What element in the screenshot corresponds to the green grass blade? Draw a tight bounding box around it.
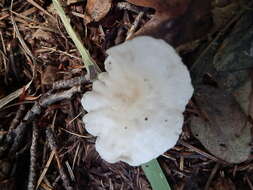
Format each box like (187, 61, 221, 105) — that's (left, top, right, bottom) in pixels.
(52, 0, 100, 79)
(142, 159, 171, 190)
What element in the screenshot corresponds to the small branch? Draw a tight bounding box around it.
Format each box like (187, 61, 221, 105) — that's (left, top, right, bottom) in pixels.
(28, 121, 39, 190)
(9, 104, 26, 131)
(117, 2, 142, 14)
(46, 128, 74, 190)
(126, 12, 144, 40)
(52, 75, 90, 90)
(204, 163, 220, 190)
(39, 86, 81, 107)
(26, 0, 56, 21)
(36, 151, 55, 189)
(6, 86, 81, 155)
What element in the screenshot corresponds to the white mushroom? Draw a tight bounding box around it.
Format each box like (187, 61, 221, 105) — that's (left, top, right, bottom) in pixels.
(81, 36, 193, 166)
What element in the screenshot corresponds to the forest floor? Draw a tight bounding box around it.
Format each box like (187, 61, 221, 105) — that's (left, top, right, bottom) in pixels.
(0, 0, 252, 189)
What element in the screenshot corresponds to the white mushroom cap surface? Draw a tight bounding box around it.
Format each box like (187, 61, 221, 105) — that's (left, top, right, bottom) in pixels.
(82, 36, 193, 166)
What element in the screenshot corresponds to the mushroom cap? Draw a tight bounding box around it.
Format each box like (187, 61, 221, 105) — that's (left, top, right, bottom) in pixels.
(82, 36, 193, 166)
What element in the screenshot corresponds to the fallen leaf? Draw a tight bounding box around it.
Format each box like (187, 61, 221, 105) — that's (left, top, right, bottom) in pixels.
(190, 10, 253, 116)
(191, 85, 251, 163)
(212, 11, 253, 117)
(84, 0, 112, 23)
(127, 0, 189, 16)
(127, 0, 212, 46)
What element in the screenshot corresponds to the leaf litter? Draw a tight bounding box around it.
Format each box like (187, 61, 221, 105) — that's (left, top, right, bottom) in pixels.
(191, 85, 251, 163)
(0, 0, 252, 190)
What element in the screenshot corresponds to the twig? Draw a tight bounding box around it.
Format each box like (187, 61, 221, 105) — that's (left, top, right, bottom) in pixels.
(36, 151, 55, 190)
(67, 112, 83, 126)
(52, 176, 61, 188)
(60, 128, 91, 138)
(40, 46, 82, 61)
(9, 104, 25, 131)
(0, 31, 7, 54)
(180, 141, 226, 164)
(10, 2, 37, 65)
(52, 75, 90, 90)
(28, 121, 39, 190)
(40, 182, 54, 190)
(11, 10, 42, 26)
(72, 142, 80, 169)
(46, 128, 74, 190)
(19, 7, 37, 17)
(0, 32, 7, 75)
(26, 0, 56, 21)
(0, 12, 9, 21)
(117, 2, 142, 14)
(6, 86, 81, 155)
(246, 176, 253, 190)
(65, 161, 75, 181)
(179, 156, 184, 171)
(204, 163, 220, 190)
(126, 11, 144, 40)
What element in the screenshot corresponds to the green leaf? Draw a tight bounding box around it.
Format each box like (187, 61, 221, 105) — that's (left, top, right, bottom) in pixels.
(52, 0, 100, 80)
(142, 159, 171, 190)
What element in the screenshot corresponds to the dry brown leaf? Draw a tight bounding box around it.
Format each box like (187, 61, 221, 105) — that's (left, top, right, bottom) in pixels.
(191, 85, 251, 163)
(84, 0, 112, 23)
(191, 10, 253, 117)
(127, 0, 212, 46)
